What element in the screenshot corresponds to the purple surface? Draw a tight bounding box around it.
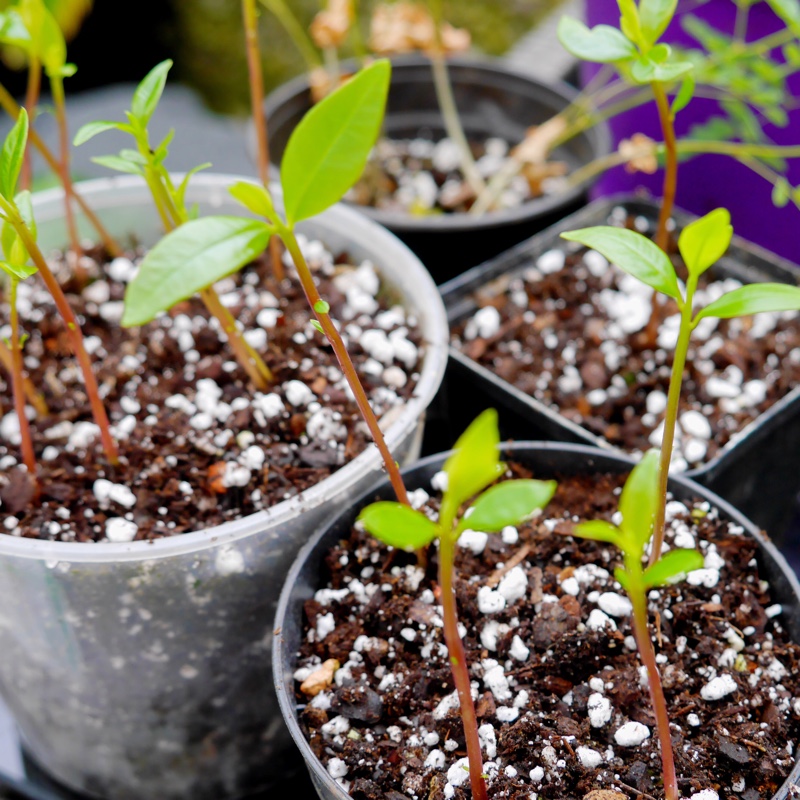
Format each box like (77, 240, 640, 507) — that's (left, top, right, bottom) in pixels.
(584, 0, 800, 266)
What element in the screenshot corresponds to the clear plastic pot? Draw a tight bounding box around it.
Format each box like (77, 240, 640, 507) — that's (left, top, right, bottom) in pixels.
(0, 175, 448, 799)
(273, 443, 800, 800)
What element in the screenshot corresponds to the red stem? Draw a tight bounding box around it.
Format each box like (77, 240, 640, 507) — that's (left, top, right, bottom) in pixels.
(439, 535, 488, 800)
(631, 593, 679, 800)
(9, 280, 37, 479)
(652, 82, 678, 253)
(280, 226, 410, 506)
(51, 79, 82, 257)
(21, 57, 41, 191)
(12, 216, 119, 465)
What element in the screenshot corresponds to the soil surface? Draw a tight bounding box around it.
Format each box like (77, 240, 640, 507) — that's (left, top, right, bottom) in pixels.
(292, 464, 800, 800)
(450, 208, 800, 470)
(347, 136, 568, 216)
(0, 236, 424, 542)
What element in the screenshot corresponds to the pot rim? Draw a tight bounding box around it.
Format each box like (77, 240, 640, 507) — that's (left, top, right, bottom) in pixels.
(262, 54, 612, 233)
(273, 441, 800, 800)
(0, 174, 449, 564)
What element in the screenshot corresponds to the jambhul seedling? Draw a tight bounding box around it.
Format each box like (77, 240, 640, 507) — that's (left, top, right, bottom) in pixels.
(570, 450, 704, 800)
(358, 409, 557, 800)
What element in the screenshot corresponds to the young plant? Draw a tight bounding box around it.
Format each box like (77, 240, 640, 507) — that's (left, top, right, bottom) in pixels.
(121, 59, 412, 505)
(0, 109, 118, 465)
(571, 449, 704, 800)
(73, 60, 274, 390)
(358, 409, 557, 800)
(561, 207, 800, 564)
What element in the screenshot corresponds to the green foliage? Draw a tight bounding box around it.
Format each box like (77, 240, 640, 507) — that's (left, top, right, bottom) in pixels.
(696, 283, 800, 320)
(281, 59, 391, 225)
(639, 0, 679, 46)
(560, 225, 682, 300)
(678, 208, 732, 278)
(131, 59, 173, 126)
(0, 0, 73, 78)
(630, 45, 694, 83)
(122, 217, 273, 327)
(0, 189, 37, 281)
(229, 181, 277, 220)
(556, 17, 637, 63)
(359, 411, 556, 553)
(671, 75, 695, 115)
(642, 548, 704, 589)
(0, 108, 28, 201)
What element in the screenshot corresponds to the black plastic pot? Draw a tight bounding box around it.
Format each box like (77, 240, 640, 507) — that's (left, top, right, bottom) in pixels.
(273, 442, 800, 800)
(440, 196, 800, 542)
(262, 55, 610, 284)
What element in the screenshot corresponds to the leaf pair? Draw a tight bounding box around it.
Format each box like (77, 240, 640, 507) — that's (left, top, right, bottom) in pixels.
(121, 59, 391, 328)
(0, 0, 74, 79)
(359, 410, 557, 553)
(561, 208, 800, 320)
(573, 450, 702, 588)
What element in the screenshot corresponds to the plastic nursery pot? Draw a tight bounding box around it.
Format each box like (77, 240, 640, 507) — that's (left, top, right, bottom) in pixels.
(584, 0, 800, 265)
(0, 174, 448, 800)
(262, 55, 611, 285)
(440, 195, 800, 543)
(273, 441, 800, 800)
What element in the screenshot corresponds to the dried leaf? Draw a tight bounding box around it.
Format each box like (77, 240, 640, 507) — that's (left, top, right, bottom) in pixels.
(300, 658, 340, 696)
(369, 2, 469, 55)
(619, 133, 658, 174)
(310, 0, 353, 49)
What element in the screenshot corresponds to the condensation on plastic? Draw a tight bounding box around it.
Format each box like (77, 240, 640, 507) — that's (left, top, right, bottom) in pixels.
(274, 443, 800, 800)
(0, 175, 448, 800)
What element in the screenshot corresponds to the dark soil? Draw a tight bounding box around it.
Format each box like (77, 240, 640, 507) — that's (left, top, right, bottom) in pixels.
(347, 136, 567, 215)
(450, 210, 800, 469)
(0, 238, 423, 542)
(292, 464, 800, 800)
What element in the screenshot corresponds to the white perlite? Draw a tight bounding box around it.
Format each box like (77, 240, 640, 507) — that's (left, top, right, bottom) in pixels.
(509, 635, 530, 662)
(93, 479, 137, 509)
(327, 758, 348, 779)
(446, 758, 471, 787)
(588, 693, 612, 727)
(105, 518, 138, 542)
(478, 724, 497, 758)
(597, 592, 633, 617)
(700, 674, 737, 701)
(477, 586, 506, 614)
(458, 529, 489, 555)
(497, 566, 528, 604)
(614, 721, 650, 746)
(587, 609, 617, 631)
(689, 791, 719, 800)
(425, 749, 446, 769)
(576, 746, 603, 768)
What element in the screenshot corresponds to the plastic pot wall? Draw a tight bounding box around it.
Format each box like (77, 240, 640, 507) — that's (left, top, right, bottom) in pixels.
(440, 196, 800, 541)
(0, 175, 448, 800)
(584, 0, 800, 266)
(273, 442, 800, 800)
(262, 55, 610, 284)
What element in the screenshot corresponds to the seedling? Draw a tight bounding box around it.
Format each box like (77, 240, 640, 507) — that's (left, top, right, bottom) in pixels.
(122, 59, 413, 505)
(562, 207, 800, 564)
(0, 110, 118, 464)
(358, 409, 557, 800)
(73, 60, 274, 390)
(571, 449, 704, 800)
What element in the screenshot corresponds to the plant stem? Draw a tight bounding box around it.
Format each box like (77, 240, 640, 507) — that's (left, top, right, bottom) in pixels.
(21, 56, 41, 191)
(243, 0, 285, 283)
(278, 222, 410, 506)
(257, 0, 323, 71)
(2, 203, 119, 465)
(734, 0, 750, 43)
(8, 279, 37, 480)
(50, 77, 82, 257)
(650, 276, 697, 567)
(438, 533, 488, 800)
(429, 50, 487, 197)
(0, 83, 122, 257)
(199, 287, 271, 390)
(630, 590, 678, 800)
(651, 82, 678, 252)
(0, 339, 48, 417)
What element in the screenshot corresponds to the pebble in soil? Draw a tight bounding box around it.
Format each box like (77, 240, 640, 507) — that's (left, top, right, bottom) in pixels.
(346, 136, 569, 216)
(450, 208, 800, 471)
(0, 235, 424, 542)
(292, 464, 800, 800)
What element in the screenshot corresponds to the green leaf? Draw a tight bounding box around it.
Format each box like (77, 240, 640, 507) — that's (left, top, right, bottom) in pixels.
(90, 155, 142, 175)
(131, 59, 173, 125)
(678, 208, 732, 278)
(73, 120, 128, 147)
(572, 519, 620, 545)
(631, 51, 694, 84)
(617, 0, 644, 47)
(175, 163, 212, 210)
(619, 450, 661, 553)
(122, 217, 273, 326)
(671, 75, 695, 116)
(152, 129, 176, 164)
(314, 299, 330, 314)
(773, 178, 792, 208)
(229, 181, 277, 219)
(0, 109, 29, 201)
(557, 16, 637, 63)
(463, 480, 556, 533)
(642, 548, 704, 589)
(766, 0, 800, 34)
(561, 226, 682, 300)
(281, 59, 391, 225)
(639, 0, 678, 45)
(0, 260, 36, 280)
(696, 283, 800, 321)
(358, 502, 439, 551)
(614, 567, 632, 593)
(37, 6, 67, 77)
(442, 409, 505, 511)
(15, 190, 36, 242)
(118, 149, 148, 165)
(0, 10, 32, 48)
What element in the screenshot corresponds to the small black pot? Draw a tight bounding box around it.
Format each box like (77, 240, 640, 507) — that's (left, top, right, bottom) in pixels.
(273, 442, 800, 800)
(262, 55, 610, 284)
(440, 196, 800, 542)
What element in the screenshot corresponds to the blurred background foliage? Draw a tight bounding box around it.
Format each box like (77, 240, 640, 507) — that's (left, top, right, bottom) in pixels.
(0, 0, 564, 113)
